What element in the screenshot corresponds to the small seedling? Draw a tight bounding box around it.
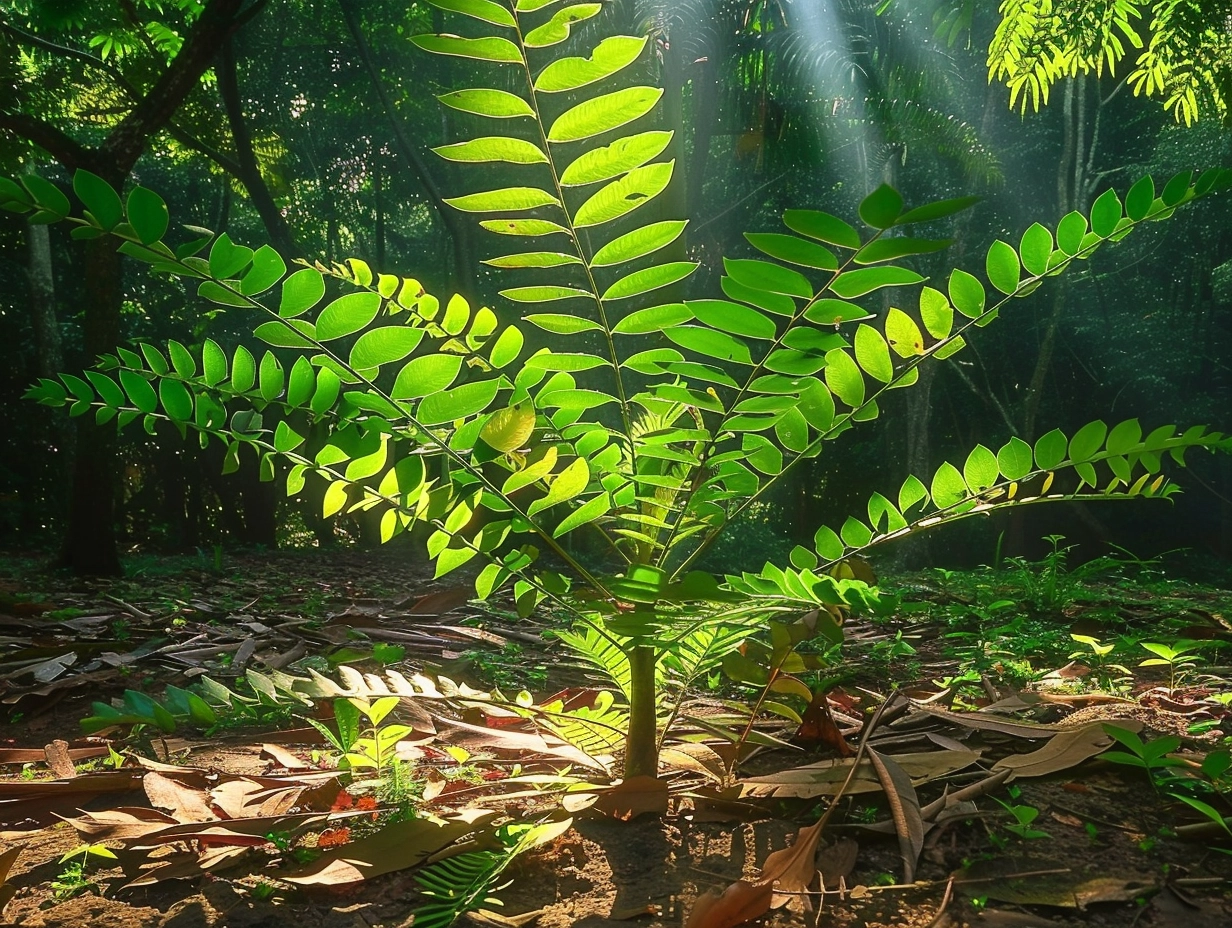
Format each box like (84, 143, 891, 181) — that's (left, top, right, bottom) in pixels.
(1068, 634, 1131, 692)
(51, 844, 116, 901)
(1138, 640, 1202, 693)
(995, 797, 1050, 840)
(1102, 725, 1184, 786)
(307, 696, 412, 777)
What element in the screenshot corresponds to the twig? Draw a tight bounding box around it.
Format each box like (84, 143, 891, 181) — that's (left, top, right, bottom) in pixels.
(926, 875, 955, 928)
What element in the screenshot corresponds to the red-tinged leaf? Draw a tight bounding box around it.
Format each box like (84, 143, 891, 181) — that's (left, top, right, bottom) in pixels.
(317, 826, 352, 848)
(794, 691, 854, 756)
(685, 879, 773, 928)
(588, 775, 668, 821)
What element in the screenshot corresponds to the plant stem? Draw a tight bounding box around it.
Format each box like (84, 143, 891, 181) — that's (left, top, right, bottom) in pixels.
(624, 645, 659, 779)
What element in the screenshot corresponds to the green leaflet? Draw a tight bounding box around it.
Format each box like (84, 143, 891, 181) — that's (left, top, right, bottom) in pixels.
(963, 444, 998, 490)
(534, 35, 647, 92)
(853, 325, 893, 382)
(998, 436, 1034, 480)
(444, 187, 560, 212)
(125, 187, 169, 244)
(524, 4, 602, 47)
(418, 380, 501, 426)
(553, 492, 612, 537)
(393, 355, 463, 399)
(526, 313, 602, 334)
(433, 137, 548, 164)
(437, 88, 534, 118)
(425, 0, 516, 27)
(279, 269, 326, 318)
(784, 209, 861, 249)
(723, 258, 812, 299)
(1018, 223, 1053, 276)
(255, 320, 316, 349)
(688, 300, 777, 340)
(349, 327, 425, 371)
(602, 262, 697, 300)
(500, 286, 593, 302)
(985, 240, 1021, 294)
(483, 251, 581, 269)
(317, 292, 382, 341)
(548, 87, 663, 142)
(74, 170, 123, 231)
(664, 326, 753, 365)
(527, 457, 590, 516)
(824, 349, 864, 407)
(410, 34, 523, 64)
(830, 266, 924, 299)
(559, 131, 673, 186)
(480, 218, 570, 236)
(573, 162, 673, 227)
(612, 303, 692, 335)
(590, 220, 687, 267)
(858, 184, 903, 229)
(744, 233, 838, 270)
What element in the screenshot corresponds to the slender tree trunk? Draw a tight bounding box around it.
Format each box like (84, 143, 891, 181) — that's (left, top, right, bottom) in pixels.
(217, 36, 297, 256)
(625, 646, 659, 779)
(58, 236, 125, 575)
(336, 0, 476, 297)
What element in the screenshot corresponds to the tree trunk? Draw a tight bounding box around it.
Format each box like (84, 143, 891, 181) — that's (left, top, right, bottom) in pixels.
(57, 236, 124, 575)
(217, 36, 297, 256)
(624, 645, 659, 779)
(336, 0, 476, 298)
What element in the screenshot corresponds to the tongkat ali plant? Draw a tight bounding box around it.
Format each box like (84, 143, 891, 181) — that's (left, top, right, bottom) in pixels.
(7, 0, 1231, 780)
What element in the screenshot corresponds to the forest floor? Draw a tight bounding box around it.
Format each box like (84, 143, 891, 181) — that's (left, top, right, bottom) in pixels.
(1, 546, 1231, 928)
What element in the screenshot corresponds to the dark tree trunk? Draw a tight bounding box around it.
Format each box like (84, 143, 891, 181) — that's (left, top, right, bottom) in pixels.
(57, 237, 124, 575)
(217, 36, 297, 256)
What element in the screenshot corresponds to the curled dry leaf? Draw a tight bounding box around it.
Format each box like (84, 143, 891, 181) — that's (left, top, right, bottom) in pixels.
(684, 879, 774, 928)
(738, 749, 980, 799)
(865, 748, 924, 883)
(794, 691, 855, 756)
(816, 838, 859, 889)
(0, 846, 21, 917)
(587, 775, 668, 821)
(283, 816, 480, 886)
(993, 721, 1142, 779)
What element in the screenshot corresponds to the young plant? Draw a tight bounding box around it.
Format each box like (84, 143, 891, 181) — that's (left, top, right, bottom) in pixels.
(1102, 725, 1185, 786)
(1069, 634, 1132, 692)
(307, 696, 412, 776)
(8, 0, 1232, 780)
(1138, 640, 1202, 693)
(994, 794, 1050, 841)
(51, 844, 116, 901)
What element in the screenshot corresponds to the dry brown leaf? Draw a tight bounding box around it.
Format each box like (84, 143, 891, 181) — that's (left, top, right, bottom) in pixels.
(437, 717, 604, 769)
(659, 743, 728, 783)
(917, 706, 1067, 738)
(865, 748, 924, 883)
(682, 787, 764, 823)
(210, 776, 341, 819)
(43, 740, 76, 779)
(118, 846, 252, 888)
(0, 846, 21, 917)
(816, 838, 859, 889)
(143, 771, 218, 822)
(684, 879, 774, 928)
(283, 816, 475, 885)
(588, 776, 668, 821)
(261, 743, 311, 770)
(67, 807, 182, 842)
(738, 749, 980, 799)
(794, 691, 855, 755)
(993, 721, 1142, 779)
